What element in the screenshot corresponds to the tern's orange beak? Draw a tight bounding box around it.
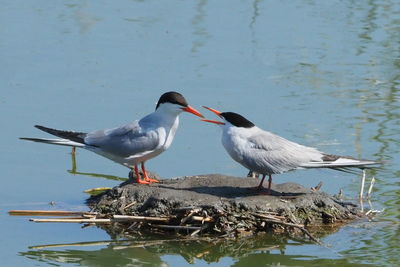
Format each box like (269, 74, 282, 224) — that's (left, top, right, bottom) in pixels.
(181, 105, 204, 118)
(201, 119, 225, 125)
(202, 106, 222, 117)
(201, 106, 225, 125)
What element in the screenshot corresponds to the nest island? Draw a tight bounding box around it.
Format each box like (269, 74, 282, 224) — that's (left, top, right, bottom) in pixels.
(86, 173, 362, 242)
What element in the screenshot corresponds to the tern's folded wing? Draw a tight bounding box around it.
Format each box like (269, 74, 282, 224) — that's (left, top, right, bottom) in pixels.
(243, 130, 323, 174)
(84, 122, 160, 158)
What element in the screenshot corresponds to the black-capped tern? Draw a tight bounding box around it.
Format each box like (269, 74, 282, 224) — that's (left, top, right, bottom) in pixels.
(202, 106, 379, 194)
(20, 92, 204, 184)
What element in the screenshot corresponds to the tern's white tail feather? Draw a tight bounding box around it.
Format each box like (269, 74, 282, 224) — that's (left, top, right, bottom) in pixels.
(301, 157, 379, 169)
(20, 137, 85, 147)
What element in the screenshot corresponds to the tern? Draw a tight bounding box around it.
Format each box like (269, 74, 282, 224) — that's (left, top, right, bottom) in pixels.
(20, 92, 204, 184)
(201, 106, 379, 194)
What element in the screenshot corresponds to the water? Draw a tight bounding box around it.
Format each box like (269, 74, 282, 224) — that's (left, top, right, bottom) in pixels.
(1, 0, 399, 266)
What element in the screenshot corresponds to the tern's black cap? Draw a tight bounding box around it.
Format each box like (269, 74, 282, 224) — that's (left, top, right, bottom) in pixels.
(220, 112, 255, 128)
(156, 91, 189, 110)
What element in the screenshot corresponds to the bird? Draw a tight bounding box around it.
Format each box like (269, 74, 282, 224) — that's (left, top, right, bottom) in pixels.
(20, 91, 204, 184)
(201, 106, 379, 194)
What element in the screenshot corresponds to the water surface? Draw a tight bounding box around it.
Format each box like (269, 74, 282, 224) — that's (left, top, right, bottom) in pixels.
(1, 0, 399, 266)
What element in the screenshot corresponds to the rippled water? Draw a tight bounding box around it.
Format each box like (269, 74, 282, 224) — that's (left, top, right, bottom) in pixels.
(1, 0, 399, 266)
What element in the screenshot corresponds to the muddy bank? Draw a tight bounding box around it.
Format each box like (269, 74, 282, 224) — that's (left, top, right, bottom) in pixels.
(87, 174, 361, 239)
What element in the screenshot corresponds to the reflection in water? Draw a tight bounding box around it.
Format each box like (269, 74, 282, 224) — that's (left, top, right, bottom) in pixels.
(354, 0, 378, 56)
(68, 149, 127, 182)
(250, 0, 261, 29)
(66, 1, 101, 34)
(249, 0, 261, 60)
(20, 234, 353, 266)
(191, 0, 211, 54)
(12, 1, 400, 266)
(338, 1, 400, 265)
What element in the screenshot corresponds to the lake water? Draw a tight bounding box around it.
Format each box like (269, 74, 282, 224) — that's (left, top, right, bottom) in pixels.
(1, 0, 399, 266)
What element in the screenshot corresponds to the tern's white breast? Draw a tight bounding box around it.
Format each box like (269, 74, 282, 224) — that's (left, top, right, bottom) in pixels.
(221, 126, 253, 168)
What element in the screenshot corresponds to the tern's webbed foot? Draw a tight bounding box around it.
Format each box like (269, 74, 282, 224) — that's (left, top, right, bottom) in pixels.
(129, 170, 151, 185)
(144, 177, 160, 183)
(136, 179, 151, 185)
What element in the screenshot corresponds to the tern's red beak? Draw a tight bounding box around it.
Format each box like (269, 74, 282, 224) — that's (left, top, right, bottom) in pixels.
(202, 106, 222, 117)
(201, 106, 225, 125)
(181, 105, 204, 118)
(201, 119, 225, 125)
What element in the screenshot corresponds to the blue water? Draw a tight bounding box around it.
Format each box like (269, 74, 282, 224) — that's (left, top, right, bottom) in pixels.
(1, 0, 399, 266)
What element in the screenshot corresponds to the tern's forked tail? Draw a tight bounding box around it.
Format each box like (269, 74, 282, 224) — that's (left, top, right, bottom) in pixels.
(34, 125, 87, 144)
(19, 137, 85, 147)
(20, 125, 88, 147)
(300, 156, 381, 171)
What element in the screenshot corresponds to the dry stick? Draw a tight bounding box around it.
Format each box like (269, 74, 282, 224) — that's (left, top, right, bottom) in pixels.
(311, 181, 323, 192)
(113, 215, 170, 222)
(9, 210, 96, 216)
(366, 177, 376, 199)
(123, 201, 137, 210)
(252, 213, 293, 223)
(30, 218, 111, 223)
(256, 211, 284, 218)
(359, 197, 364, 213)
(31, 236, 217, 250)
(26, 213, 212, 225)
(180, 209, 201, 225)
(151, 224, 202, 231)
(191, 224, 210, 236)
(190, 229, 202, 236)
(192, 216, 214, 222)
(359, 169, 366, 199)
(82, 214, 97, 218)
(252, 213, 286, 220)
(30, 241, 112, 249)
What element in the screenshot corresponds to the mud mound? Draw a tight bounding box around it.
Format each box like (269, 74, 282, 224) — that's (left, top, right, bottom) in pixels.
(87, 174, 361, 239)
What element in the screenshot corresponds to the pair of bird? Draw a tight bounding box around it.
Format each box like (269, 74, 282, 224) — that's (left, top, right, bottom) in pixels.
(21, 91, 378, 193)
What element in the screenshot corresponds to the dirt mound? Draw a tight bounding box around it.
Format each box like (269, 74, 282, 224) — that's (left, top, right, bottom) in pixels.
(87, 174, 361, 239)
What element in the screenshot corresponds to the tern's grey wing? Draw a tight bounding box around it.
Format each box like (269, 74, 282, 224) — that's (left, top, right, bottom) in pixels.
(84, 121, 159, 158)
(243, 130, 323, 174)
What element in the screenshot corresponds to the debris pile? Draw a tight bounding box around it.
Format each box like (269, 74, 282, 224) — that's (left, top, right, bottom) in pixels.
(86, 174, 362, 241)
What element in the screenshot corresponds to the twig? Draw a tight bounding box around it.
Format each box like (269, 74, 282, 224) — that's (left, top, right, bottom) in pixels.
(30, 218, 111, 223)
(30, 240, 112, 249)
(359, 169, 366, 199)
(311, 181, 323, 192)
(84, 187, 112, 195)
(29, 236, 217, 250)
(191, 224, 209, 236)
(9, 210, 96, 216)
(180, 209, 201, 225)
(113, 215, 170, 222)
(191, 216, 214, 222)
(337, 188, 344, 199)
(123, 201, 137, 210)
(151, 224, 202, 231)
(190, 229, 201, 236)
(252, 213, 291, 223)
(366, 177, 376, 199)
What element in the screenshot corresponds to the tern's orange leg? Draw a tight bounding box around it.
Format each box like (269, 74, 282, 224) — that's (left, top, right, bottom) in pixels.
(267, 174, 272, 195)
(134, 164, 150, 184)
(257, 174, 266, 190)
(257, 174, 272, 195)
(141, 162, 159, 183)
